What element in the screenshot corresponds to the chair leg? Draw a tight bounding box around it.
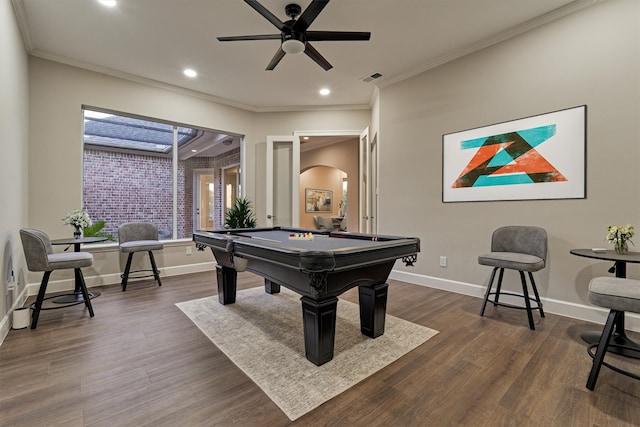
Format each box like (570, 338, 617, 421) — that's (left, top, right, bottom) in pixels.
(31, 271, 52, 330)
(148, 251, 162, 287)
(480, 267, 498, 316)
(493, 268, 505, 305)
(528, 271, 545, 317)
(520, 271, 535, 330)
(122, 253, 134, 291)
(76, 268, 94, 317)
(586, 310, 619, 390)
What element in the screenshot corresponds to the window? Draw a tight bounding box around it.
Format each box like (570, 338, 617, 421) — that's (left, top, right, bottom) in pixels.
(82, 108, 242, 240)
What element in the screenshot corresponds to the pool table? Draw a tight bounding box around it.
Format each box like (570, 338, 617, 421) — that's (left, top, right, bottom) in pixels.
(194, 227, 420, 365)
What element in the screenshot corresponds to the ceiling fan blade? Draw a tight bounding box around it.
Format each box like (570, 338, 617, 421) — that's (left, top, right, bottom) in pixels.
(306, 31, 371, 42)
(244, 0, 286, 31)
(217, 34, 281, 42)
(294, 0, 329, 32)
(304, 43, 332, 71)
(266, 47, 286, 71)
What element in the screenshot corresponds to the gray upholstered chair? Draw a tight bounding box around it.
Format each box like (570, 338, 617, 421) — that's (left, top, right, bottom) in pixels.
(20, 228, 95, 329)
(478, 226, 547, 330)
(586, 277, 640, 390)
(313, 215, 334, 231)
(118, 222, 163, 291)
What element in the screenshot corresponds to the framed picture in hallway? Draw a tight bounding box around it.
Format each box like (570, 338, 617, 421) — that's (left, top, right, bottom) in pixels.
(305, 189, 333, 212)
(442, 105, 586, 202)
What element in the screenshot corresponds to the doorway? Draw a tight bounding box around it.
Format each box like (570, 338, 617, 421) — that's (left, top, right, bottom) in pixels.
(296, 131, 363, 233)
(194, 170, 215, 231)
(223, 165, 241, 217)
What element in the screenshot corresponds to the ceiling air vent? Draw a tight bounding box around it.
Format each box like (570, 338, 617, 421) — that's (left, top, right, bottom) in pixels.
(360, 72, 383, 83)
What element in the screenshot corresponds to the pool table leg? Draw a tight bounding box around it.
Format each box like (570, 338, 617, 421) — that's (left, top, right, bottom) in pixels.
(301, 296, 338, 366)
(359, 283, 389, 338)
(264, 279, 280, 294)
(216, 265, 237, 305)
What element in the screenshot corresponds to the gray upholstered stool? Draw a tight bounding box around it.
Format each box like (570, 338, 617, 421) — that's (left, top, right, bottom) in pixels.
(313, 215, 334, 231)
(586, 277, 640, 390)
(479, 226, 547, 330)
(118, 222, 163, 291)
(20, 228, 95, 329)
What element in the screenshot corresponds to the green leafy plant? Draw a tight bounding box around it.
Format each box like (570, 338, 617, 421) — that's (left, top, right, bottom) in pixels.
(225, 197, 257, 229)
(83, 220, 115, 241)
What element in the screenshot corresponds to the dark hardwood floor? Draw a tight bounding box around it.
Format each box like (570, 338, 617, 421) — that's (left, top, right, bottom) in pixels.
(1, 271, 639, 426)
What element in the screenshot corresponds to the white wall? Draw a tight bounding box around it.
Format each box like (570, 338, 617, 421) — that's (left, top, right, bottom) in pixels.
(379, 0, 640, 326)
(0, 0, 30, 340)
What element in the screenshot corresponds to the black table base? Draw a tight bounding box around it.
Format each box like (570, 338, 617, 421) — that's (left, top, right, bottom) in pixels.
(570, 249, 640, 360)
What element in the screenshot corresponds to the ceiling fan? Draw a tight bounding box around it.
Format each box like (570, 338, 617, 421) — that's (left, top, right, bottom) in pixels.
(217, 0, 371, 71)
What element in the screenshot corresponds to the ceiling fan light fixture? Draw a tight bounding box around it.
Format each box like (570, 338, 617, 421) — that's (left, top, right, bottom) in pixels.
(282, 38, 305, 55)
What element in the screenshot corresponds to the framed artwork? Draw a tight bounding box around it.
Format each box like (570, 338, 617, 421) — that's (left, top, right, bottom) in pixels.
(305, 189, 333, 212)
(442, 105, 586, 202)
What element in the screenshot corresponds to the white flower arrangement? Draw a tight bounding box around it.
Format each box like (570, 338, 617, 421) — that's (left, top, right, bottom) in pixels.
(62, 208, 92, 229)
(606, 224, 634, 253)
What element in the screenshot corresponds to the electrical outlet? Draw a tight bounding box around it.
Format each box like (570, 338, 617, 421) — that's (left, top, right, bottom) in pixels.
(186, 246, 193, 255)
(439, 256, 447, 267)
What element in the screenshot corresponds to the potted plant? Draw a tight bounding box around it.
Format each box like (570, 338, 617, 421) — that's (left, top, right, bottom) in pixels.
(225, 197, 257, 229)
(224, 196, 257, 271)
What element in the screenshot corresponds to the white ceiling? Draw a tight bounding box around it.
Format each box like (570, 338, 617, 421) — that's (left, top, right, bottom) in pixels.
(13, 0, 599, 113)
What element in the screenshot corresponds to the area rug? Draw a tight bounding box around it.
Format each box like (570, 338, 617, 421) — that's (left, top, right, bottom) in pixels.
(176, 287, 438, 421)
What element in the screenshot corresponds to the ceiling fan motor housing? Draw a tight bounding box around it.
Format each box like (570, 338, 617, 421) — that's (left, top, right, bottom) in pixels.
(285, 3, 302, 18)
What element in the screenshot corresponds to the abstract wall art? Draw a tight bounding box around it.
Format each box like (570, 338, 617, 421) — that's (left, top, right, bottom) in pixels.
(442, 105, 586, 202)
(305, 188, 333, 212)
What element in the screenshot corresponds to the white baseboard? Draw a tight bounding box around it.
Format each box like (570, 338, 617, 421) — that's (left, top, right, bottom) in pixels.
(0, 285, 30, 346)
(389, 269, 640, 333)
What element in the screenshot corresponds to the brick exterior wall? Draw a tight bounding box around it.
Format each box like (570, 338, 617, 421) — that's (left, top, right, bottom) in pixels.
(83, 148, 240, 240)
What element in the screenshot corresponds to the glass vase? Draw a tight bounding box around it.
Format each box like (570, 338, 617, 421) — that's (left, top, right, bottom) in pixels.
(615, 239, 628, 254)
(73, 227, 82, 239)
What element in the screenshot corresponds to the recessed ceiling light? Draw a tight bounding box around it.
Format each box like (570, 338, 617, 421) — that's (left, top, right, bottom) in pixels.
(191, 149, 197, 153)
(184, 69, 197, 78)
(319, 88, 330, 96)
(98, 0, 117, 7)
(303, 136, 309, 140)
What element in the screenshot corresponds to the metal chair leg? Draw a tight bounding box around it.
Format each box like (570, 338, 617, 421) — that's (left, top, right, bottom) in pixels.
(122, 253, 134, 291)
(520, 271, 535, 330)
(586, 310, 619, 390)
(528, 271, 545, 317)
(148, 251, 162, 286)
(31, 271, 51, 329)
(480, 267, 498, 316)
(493, 268, 505, 305)
(76, 268, 94, 317)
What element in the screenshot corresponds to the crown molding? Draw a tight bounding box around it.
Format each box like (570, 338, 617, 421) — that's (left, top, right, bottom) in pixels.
(377, 0, 606, 89)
